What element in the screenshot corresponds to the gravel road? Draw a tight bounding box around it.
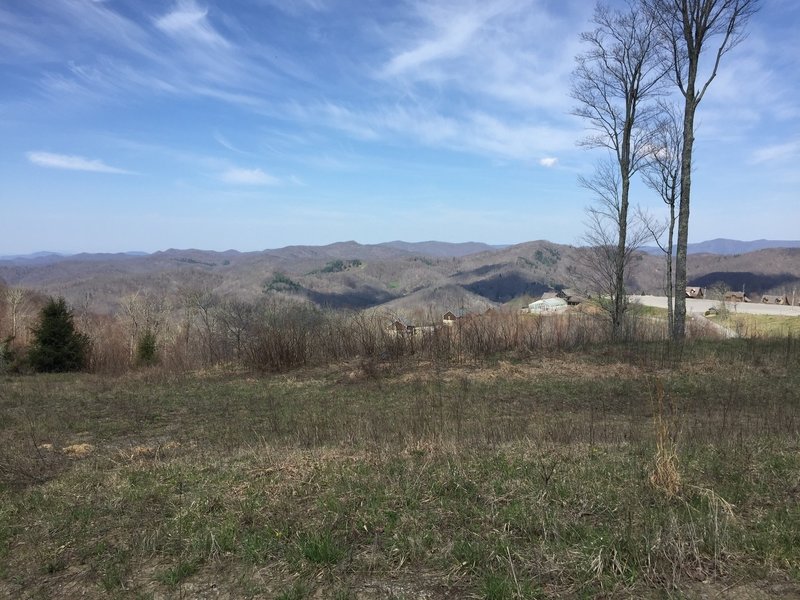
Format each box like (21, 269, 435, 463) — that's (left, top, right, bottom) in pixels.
(630, 295, 800, 317)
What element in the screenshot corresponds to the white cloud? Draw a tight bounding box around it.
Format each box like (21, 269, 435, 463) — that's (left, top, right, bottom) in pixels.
(751, 141, 800, 164)
(294, 101, 578, 161)
(155, 0, 229, 47)
(539, 157, 558, 168)
(26, 151, 133, 174)
(384, 6, 498, 76)
(214, 132, 247, 154)
(259, 0, 329, 16)
(380, 0, 587, 112)
(220, 167, 279, 185)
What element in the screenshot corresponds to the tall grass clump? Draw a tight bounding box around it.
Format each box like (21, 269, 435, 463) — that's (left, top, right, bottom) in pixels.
(649, 380, 681, 498)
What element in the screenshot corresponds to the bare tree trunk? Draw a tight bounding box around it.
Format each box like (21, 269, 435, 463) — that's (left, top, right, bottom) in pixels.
(673, 89, 697, 340)
(614, 173, 631, 339)
(648, 0, 760, 339)
(666, 203, 675, 333)
(6, 288, 26, 340)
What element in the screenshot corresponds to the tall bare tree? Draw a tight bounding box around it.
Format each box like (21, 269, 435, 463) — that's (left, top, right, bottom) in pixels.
(579, 159, 656, 336)
(5, 288, 28, 340)
(642, 101, 683, 332)
(572, 1, 666, 339)
(645, 0, 760, 338)
(120, 290, 169, 359)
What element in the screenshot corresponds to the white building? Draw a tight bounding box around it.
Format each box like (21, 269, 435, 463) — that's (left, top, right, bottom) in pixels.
(528, 298, 569, 313)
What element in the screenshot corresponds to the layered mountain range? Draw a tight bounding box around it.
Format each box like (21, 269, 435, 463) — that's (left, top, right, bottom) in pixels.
(1, 240, 799, 316)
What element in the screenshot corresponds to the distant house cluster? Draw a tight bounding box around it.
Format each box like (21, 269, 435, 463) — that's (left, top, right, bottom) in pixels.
(685, 287, 795, 305)
(389, 307, 495, 336)
(389, 291, 590, 334)
(761, 294, 790, 305)
(388, 286, 798, 335)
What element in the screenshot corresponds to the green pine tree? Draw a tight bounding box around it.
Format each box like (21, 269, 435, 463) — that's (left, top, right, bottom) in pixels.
(136, 329, 159, 366)
(28, 297, 90, 372)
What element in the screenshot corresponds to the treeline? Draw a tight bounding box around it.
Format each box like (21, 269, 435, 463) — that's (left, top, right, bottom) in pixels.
(0, 285, 681, 375)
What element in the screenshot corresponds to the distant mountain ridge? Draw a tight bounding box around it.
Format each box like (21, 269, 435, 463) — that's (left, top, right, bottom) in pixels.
(642, 238, 800, 256)
(0, 251, 148, 262)
(5, 239, 799, 262)
(379, 241, 505, 257)
(2, 240, 799, 316)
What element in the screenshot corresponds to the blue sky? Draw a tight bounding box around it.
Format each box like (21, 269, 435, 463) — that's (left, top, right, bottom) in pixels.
(1, 0, 798, 254)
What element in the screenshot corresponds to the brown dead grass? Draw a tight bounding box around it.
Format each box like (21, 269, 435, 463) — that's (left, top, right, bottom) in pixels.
(61, 443, 94, 458)
(395, 356, 643, 385)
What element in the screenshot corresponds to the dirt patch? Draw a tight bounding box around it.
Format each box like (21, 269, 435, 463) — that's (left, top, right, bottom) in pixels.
(681, 580, 800, 599)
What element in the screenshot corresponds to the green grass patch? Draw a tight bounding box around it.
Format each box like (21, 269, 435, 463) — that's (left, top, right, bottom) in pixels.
(1, 341, 799, 597)
(721, 313, 800, 337)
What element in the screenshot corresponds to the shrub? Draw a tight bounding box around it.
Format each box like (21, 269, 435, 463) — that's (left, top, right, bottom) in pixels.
(28, 297, 90, 372)
(0, 335, 14, 373)
(135, 329, 159, 366)
(264, 272, 301, 293)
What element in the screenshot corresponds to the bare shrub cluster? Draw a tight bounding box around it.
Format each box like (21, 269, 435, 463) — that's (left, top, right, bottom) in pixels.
(1, 283, 706, 376)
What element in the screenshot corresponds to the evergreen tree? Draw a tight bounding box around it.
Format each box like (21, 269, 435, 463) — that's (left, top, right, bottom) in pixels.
(136, 329, 159, 366)
(28, 297, 90, 372)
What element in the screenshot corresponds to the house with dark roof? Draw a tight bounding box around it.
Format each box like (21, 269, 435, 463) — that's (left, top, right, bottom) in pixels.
(761, 294, 790, 305)
(541, 290, 567, 301)
(389, 318, 414, 335)
(724, 291, 750, 303)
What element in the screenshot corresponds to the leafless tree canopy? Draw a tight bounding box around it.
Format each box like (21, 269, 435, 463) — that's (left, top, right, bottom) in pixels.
(643, 0, 760, 339)
(642, 102, 683, 218)
(578, 158, 659, 332)
(647, 0, 760, 102)
(572, 2, 667, 176)
(572, 1, 667, 339)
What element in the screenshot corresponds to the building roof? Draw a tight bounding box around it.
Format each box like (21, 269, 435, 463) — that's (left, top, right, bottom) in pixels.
(443, 308, 470, 319)
(686, 286, 704, 297)
(761, 294, 788, 304)
(541, 290, 567, 300)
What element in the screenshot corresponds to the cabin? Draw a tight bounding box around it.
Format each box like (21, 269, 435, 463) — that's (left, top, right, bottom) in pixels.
(389, 319, 414, 335)
(442, 309, 470, 325)
(565, 291, 588, 306)
(761, 294, 790, 305)
(724, 291, 750, 303)
(685, 286, 705, 299)
(442, 311, 459, 326)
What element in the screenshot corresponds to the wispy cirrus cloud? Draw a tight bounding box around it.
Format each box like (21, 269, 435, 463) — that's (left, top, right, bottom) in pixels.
(750, 140, 800, 164)
(380, 0, 588, 112)
(214, 131, 250, 154)
(220, 167, 279, 185)
(8, 0, 273, 113)
(26, 151, 134, 174)
(8, 0, 586, 167)
(155, 0, 229, 47)
(383, 2, 510, 77)
(296, 101, 577, 161)
(259, 0, 330, 16)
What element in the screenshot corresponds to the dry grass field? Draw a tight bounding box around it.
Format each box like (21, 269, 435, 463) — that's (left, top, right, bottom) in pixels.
(721, 314, 800, 338)
(1, 340, 799, 598)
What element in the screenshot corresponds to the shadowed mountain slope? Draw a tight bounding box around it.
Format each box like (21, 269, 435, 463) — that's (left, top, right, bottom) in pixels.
(1, 242, 799, 314)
